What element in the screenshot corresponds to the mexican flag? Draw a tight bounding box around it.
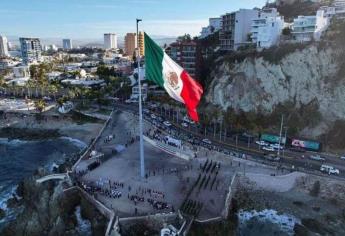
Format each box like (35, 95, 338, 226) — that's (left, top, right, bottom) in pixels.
(144, 33, 203, 122)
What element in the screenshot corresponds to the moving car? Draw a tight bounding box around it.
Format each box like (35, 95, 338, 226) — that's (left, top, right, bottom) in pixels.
(255, 140, 268, 146)
(320, 165, 340, 175)
(183, 115, 195, 124)
(270, 143, 283, 150)
(266, 154, 280, 161)
(340, 156, 345, 160)
(202, 138, 212, 144)
(181, 122, 188, 128)
(309, 155, 326, 161)
(262, 146, 275, 152)
(151, 114, 157, 119)
(125, 98, 137, 103)
(163, 121, 172, 127)
(149, 103, 158, 108)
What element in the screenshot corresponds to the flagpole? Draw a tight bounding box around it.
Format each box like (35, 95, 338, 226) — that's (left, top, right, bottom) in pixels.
(136, 18, 145, 178)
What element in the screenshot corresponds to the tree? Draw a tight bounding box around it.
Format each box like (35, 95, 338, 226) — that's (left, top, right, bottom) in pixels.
(177, 34, 192, 43)
(34, 99, 46, 113)
(0, 76, 6, 87)
(282, 27, 292, 36)
(48, 84, 58, 100)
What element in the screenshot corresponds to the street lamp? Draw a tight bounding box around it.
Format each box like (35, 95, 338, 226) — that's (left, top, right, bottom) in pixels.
(283, 126, 288, 159)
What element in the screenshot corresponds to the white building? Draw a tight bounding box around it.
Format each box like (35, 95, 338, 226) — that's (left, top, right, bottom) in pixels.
(251, 8, 285, 49)
(13, 66, 30, 78)
(292, 16, 316, 42)
(47, 71, 63, 81)
(63, 39, 73, 50)
(200, 17, 222, 38)
(220, 9, 259, 51)
(314, 6, 336, 40)
(0, 35, 9, 57)
(104, 33, 118, 49)
(333, 0, 345, 17)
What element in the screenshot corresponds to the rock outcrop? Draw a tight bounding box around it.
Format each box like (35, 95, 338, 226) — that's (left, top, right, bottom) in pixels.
(206, 45, 343, 122)
(1, 175, 107, 236)
(205, 37, 345, 140)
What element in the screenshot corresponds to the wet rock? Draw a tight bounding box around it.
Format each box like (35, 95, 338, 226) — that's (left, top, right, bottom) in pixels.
(6, 196, 19, 208)
(0, 208, 6, 220)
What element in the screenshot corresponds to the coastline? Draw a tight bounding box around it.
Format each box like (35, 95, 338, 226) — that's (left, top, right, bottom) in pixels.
(0, 111, 107, 234)
(0, 112, 104, 145)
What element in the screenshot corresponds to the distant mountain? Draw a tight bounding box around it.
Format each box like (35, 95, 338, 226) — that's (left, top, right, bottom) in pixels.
(6, 35, 177, 48)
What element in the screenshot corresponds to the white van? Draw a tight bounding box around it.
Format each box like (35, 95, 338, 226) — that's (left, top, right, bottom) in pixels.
(320, 165, 340, 175)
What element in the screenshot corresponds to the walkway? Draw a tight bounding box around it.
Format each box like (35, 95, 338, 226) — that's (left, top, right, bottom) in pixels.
(36, 173, 68, 184)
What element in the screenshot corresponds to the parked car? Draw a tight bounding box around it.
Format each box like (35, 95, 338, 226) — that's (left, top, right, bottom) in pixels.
(320, 164, 339, 175)
(163, 121, 172, 127)
(340, 156, 345, 160)
(309, 155, 326, 161)
(150, 114, 157, 119)
(202, 138, 212, 145)
(263, 146, 275, 152)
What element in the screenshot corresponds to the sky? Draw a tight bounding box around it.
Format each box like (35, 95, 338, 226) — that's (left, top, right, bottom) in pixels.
(0, 0, 268, 40)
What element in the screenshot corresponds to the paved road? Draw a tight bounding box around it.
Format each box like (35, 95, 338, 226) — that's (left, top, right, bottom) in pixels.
(114, 102, 345, 179)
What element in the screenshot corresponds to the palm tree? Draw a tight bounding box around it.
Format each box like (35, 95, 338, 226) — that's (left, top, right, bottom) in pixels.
(48, 84, 58, 101)
(34, 99, 46, 113)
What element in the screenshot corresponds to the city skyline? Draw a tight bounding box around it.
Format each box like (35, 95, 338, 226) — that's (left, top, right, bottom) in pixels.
(0, 0, 268, 39)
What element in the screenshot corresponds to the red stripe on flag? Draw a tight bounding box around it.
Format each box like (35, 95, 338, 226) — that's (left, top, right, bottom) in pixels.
(180, 70, 203, 122)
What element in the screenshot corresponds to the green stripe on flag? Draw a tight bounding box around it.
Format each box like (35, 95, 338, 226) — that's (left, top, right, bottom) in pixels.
(144, 33, 164, 88)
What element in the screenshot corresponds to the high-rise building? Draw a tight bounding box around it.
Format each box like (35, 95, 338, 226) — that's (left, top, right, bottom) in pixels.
(167, 41, 198, 77)
(19, 37, 42, 64)
(104, 33, 118, 49)
(0, 35, 9, 57)
(125, 33, 137, 58)
(138, 31, 145, 56)
(7, 41, 12, 51)
(220, 9, 259, 51)
(63, 39, 73, 50)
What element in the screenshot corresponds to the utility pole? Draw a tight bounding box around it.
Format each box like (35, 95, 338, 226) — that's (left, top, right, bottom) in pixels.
(136, 19, 145, 178)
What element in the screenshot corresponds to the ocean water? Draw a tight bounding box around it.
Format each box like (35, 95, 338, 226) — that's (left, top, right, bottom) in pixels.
(0, 137, 86, 224)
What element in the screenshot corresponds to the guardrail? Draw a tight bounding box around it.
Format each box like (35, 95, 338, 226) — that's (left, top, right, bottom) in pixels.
(222, 173, 238, 219)
(36, 173, 68, 184)
(143, 136, 192, 161)
(72, 109, 114, 172)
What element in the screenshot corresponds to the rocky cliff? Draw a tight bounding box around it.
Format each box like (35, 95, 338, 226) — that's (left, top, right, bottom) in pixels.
(204, 20, 345, 143)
